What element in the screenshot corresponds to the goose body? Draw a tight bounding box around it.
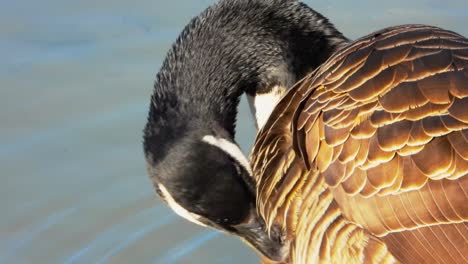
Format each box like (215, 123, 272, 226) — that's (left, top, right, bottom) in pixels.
(252, 25, 468, 263)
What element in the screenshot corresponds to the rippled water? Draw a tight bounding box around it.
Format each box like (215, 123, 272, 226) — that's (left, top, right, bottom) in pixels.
(1, 0, 467, 263)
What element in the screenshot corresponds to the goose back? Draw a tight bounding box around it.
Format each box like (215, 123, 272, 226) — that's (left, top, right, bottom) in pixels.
(251, 25, 468, 263)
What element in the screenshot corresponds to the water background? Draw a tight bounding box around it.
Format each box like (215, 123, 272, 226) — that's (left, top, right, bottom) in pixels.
(2, 0, 467, 263)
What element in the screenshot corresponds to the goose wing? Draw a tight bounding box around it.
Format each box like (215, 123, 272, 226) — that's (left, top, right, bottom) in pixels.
(252, 25, 468, 263)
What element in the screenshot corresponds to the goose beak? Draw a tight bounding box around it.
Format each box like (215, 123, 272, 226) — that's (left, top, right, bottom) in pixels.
(232, 212, 289, 263)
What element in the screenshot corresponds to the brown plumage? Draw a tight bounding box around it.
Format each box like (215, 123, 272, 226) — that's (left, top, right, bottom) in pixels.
(251, 25, 468, 263)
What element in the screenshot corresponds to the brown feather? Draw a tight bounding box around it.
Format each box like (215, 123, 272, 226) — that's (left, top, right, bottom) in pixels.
(341, 168, 367, 195)
(400, 156, 428, 191)
(366, 155, 401, 190)
(448, 131, 468, 159)
(417, 73, 452, 104)
(379, 81, 428, 113)
(411, 137, 454, 178)
(448, 97, 468, 123)
(377, 120, 412, 151)
(422, 116, 451, 137)
(367, 136, 395, 165)
(338, 136, 361, 163)
(349, 66, 394, 102)
(448, 71, 468, 98)
(251, 25, 468, 264)
(351, 119, 377, 139)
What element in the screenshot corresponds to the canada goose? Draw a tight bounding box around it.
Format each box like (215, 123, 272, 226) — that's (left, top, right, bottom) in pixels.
(143, 0, 347, 262)
(251, 24, 468, 263)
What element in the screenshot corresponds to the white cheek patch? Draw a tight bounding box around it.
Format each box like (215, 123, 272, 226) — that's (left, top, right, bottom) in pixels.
(247, 85, 286, 130)
(202, 135, 253, 176)
(158, 184, 208, 227)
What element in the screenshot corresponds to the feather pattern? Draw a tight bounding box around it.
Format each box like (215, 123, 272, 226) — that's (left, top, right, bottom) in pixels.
(252, 25, 468, 263)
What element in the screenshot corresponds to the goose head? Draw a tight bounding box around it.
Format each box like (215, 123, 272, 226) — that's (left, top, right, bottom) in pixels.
(144, 125, 286, 260)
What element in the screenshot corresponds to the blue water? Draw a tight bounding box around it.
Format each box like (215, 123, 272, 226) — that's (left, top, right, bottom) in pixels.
(1, 0, 467, 263)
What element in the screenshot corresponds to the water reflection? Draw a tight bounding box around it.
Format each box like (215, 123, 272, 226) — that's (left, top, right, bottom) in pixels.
(1, 0, 466, 263)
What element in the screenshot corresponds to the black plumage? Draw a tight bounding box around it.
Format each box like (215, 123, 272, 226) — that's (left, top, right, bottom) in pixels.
(143, 0, 347, 261)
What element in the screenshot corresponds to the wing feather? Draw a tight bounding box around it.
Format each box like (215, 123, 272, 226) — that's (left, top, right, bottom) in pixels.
(252, 25, 467, 263)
